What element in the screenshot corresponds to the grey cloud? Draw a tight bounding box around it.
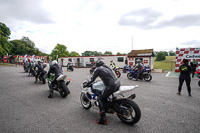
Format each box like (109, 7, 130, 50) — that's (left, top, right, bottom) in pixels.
(119, 8, 200, 29)
(0, 0, 54, 25)
(181, 40, 200, 47)
(156, 14, 200, 28)
(118, 8, 162, 29)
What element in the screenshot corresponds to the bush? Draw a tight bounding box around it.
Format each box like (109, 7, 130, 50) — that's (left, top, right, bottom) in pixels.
(156, 52, 166, 61)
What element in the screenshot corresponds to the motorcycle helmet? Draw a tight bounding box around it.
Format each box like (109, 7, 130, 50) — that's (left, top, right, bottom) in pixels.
(136, 59, 141, 63)
(96, 59, 104, 67)
(52, 60, 58, 65)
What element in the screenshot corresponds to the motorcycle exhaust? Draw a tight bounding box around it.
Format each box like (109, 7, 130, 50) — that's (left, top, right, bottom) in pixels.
(127, 94, 136, 100)
(66, 78, 71, 85)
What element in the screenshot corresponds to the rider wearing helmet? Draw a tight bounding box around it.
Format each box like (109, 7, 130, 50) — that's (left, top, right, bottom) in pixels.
(47, 60, 63, 98)
(86, 58, 120, 125)
(133, 59, 143, 81)
(35, 61, 45, 83)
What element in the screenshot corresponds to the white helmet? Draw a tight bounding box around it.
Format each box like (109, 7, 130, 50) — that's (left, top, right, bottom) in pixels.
(52, 60, 58, 65)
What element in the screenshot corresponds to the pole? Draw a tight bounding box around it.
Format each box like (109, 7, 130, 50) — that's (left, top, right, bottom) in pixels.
(132, 35, 133, 50)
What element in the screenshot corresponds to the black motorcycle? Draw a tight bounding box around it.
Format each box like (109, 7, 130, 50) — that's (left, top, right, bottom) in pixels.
(47, 74, 70, 98)
(67, 64, 74, 71)
(38, 70, 47, 84)
(23, 63, 29, 73)
(28, 66, 37, 77)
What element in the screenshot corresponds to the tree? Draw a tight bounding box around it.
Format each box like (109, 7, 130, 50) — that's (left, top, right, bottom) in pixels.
(81, 51, 103, 56)
(51, 44, 69, 60)
(116, 52, 126, 55)
(0, 22, 11, 62)
(10, 37, 46, 56)
(104, 51, 113, 55)
(70, 51, 80, 56)
(169, 50, 175, 56)
(156, 52, 166, 61)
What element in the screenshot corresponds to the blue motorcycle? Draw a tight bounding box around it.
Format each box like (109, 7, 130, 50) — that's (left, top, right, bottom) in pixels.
(127, 68, 152, 81)
(122, 65, 131, 73)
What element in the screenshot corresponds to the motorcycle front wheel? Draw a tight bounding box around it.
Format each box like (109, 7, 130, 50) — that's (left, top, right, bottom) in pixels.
(116, 99, 141, 125)
(80, 92, 92, 109)
(143, 74, 152, 82)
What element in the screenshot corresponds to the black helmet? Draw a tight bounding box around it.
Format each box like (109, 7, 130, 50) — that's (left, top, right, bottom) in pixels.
(96, 59, 104, 67)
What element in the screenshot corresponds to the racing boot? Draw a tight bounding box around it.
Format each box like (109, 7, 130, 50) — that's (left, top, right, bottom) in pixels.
(96, 100, 108, 125)
(48, 87, 54, 98)
(96, 111, 108, 125)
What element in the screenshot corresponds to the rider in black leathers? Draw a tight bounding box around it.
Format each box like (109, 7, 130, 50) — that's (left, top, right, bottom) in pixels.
(86, 59, 120, 125)
(47, 60, 63, 98)
(35, 61, 45, 83)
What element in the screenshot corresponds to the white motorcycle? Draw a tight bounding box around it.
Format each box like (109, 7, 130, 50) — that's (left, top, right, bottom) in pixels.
(80, 81, 141, 125)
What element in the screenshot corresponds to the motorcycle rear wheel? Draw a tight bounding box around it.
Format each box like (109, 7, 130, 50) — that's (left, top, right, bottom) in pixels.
(127, 73, 133, 80)
(116, 99, 141, 125)
(115, 71, 121, 78)
(143, 74, 152, 82)
(59, 82, 70, 98)
(198, 80, 200, 87)
(80, 92, 92, 109)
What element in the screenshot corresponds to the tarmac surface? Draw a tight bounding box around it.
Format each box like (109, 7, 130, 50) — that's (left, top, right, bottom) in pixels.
(0, 66, 200, 133)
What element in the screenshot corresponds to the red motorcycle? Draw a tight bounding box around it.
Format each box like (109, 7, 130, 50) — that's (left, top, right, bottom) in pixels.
(195, 66, 200, 87)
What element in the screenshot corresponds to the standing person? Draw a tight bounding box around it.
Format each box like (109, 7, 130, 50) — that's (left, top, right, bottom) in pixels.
(190, 59, 198, 78)
(177, 59, 192, 96)
(86, 59, 120, 125)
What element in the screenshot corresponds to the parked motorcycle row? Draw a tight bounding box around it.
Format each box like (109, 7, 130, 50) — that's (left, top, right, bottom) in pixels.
(23, 61, 71, 98)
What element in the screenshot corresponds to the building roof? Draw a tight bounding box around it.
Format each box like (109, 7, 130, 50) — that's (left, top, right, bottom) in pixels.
(128, 49, 154, 57)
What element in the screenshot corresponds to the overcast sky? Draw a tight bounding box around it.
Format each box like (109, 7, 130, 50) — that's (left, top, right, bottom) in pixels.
(1, 0, 200, 54)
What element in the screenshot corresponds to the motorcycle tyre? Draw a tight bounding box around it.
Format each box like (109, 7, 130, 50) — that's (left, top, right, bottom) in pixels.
(198, 80, 200, 87)
(116, 99, 141, 125)
(143, 74, 152, 82)
(59, 82, 70, 98)
(115, 71, 121, 78)
(127, 73, 133, 80)
(80, 92, 92, 109)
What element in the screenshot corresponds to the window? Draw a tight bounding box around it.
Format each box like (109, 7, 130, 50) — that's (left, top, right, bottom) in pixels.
(68, 58, 72, 62)
(117, 57, 124, 62)
(89, 58, 94, 62)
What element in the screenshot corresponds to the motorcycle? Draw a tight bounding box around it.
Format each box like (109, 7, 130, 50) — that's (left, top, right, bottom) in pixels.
(122, 65, 131, 73)
(143, 66, 151, 73)
(196, 68, 200, 87)
(80, 81, 141, 125)
(67, 64, 74, 71)
(47, 74, 70, 98)
(28, 67, 37, 77)
(127, 69, 152, 81)
(23, 63, 29, 73)
(37, 70, 47, 84)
